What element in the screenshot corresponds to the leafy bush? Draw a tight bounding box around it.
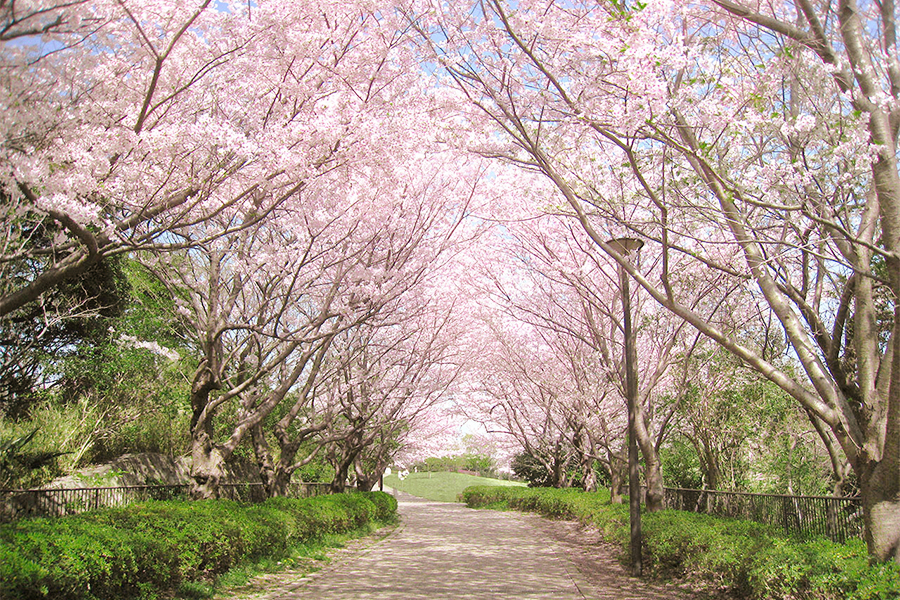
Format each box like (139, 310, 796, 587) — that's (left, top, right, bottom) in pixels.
(360, 489, 398, 521)
(463, 486, 900, 600)
(0, 491, 396, 600)
(0, 429, 69, 489)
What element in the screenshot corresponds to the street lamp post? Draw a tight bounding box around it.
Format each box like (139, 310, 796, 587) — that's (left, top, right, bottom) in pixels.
(607, 237, 643, 577)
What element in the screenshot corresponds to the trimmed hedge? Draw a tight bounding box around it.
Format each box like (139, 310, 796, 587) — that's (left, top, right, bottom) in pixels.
(462, 486, 900, 600)
(0, 491, 396, 600)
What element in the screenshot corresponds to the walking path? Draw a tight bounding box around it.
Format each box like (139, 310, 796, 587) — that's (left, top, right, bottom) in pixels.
(232, 491, 705, 599)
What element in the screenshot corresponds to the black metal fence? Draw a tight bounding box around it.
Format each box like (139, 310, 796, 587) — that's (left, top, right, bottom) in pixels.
(664, 487, 864, 543)
(2, 481, 865, 543)
(0, 482, 333, 523)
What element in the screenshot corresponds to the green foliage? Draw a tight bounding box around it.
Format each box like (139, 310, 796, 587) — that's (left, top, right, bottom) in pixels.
(0, 398, 107, 488)
(413, 446, 498, 478)
(361, 489, 398, 520)
(0, 491, 396, 600)
(660, 437, 703, 489)
(510, 449, 598, 488)
(1, 256, 130, 419)
(416, 452, 496, 475)
(462, 453, 494, 473)
(0, 259, 194, 487)
(0, 392, 191, 489)
(462, 486, 900, 600)
(295, 447, 335, 483)
(0, 429, 69, 488)
(662, 356, 835, 496)
(510, 452, 548, 485)
(744, 378, 834, 496)
(415, 450, 497, 477)
(48, 262, 195, 464)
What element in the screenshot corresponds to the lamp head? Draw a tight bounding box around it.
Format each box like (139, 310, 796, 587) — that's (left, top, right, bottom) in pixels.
(607, 237, 644, 257)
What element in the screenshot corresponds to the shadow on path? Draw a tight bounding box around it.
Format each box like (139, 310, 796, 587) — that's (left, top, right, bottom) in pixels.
(250, 491, 705, 599)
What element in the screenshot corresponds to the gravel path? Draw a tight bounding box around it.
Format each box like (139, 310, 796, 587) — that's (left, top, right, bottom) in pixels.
(230, 491, 705, 600)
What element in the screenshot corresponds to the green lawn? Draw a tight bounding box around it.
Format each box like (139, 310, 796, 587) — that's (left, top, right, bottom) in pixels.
(383, 471, 525, 502)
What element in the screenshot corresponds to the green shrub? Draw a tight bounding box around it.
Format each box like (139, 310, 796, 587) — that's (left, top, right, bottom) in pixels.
(463, 486, 900, 600)
(0, 514, 170, 599)
(0, 492, 396, 600)
(361, 490, 398, 521)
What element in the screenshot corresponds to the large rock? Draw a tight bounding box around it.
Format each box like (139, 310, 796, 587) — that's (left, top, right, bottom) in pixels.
(0, 453, 265, 521)
(46, 453, 192, 489)
(46, 452, 262, 489)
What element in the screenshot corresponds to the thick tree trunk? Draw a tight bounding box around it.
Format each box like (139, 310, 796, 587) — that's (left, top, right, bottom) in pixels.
(331, 450, 360, 494)
(643, 455, 666, 512)
(249, 424, 296, 497)
(261, 472, 291, 497)
(552, 455, 563, 487)
(576, 429, 598, 492)
(357, 478, 377, 492)
(607, 445, 627, 504)
(703, 443, 722, 491)
(861, 459, 900, 563)
(255, 462, 292, 497)
(189, 372, 226, 499)
(634, 408, 665, 511)
(330, 466, 349, 494)
(354, 464, 380, 492)
(250, 423, 278, 496)
(609, 469, 625, 504)
(552, 449, 574, 488)
(859, 250, 900, 561)
(581, 452, 598, 492)
(190, 439, 226, 499)
(270, 445, 302, 497)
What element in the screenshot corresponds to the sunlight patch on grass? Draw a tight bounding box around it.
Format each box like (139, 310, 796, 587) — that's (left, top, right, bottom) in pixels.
(383, 471, 525, 502)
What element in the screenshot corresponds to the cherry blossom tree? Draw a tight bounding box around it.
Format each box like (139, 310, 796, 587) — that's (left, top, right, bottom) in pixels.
(245, 152, 486, 497)
(146, 212, 350, 498)
(411, 0, 900, 561)
(463, 311, 597, 488)
(0, 0, 468, 498)
(1, 1, 364, 431)
(458, 202, 757, 505)
(2, 0, 492, 500)
(1, 0, 431, 314)
(320, 301, 464, 492)
(3, 2, 253, 317)
(390, 403, 467, 470)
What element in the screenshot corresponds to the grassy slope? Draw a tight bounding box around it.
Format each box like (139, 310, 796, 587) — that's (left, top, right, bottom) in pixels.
(383, 471, 525, 502)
